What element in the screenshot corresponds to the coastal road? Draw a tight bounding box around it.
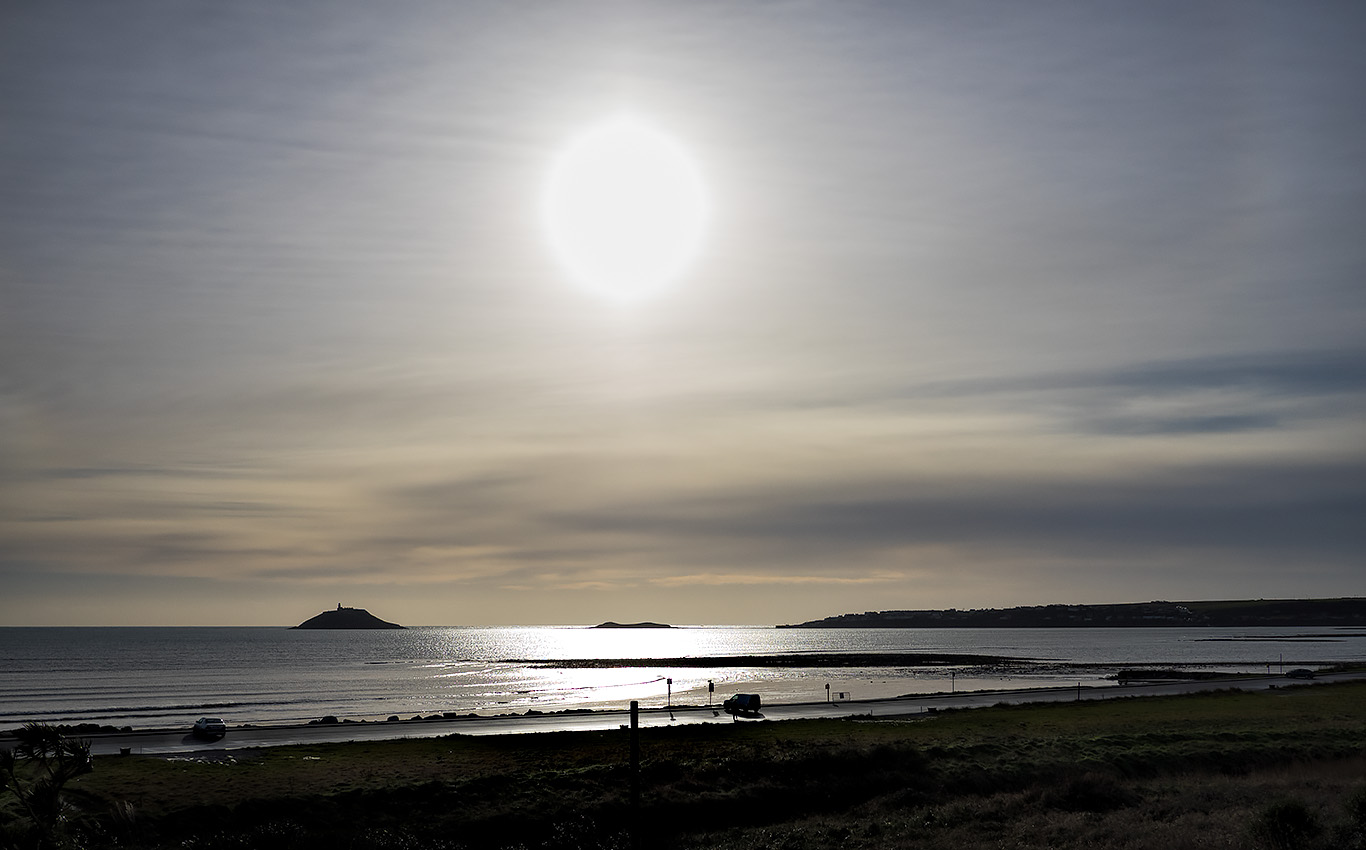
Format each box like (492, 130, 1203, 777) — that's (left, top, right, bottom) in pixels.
(38, 670, 1364, 757)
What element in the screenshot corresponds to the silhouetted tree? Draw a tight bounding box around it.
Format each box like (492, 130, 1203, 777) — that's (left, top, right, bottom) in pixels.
(0, 724, 92, 850)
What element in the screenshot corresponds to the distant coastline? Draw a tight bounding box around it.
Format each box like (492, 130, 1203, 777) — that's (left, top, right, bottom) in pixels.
(779, 597, 1366, 629)
(592, 621, 672, 629)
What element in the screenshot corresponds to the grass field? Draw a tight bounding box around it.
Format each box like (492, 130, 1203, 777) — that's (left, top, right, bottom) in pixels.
(19, 681, 1366, 849)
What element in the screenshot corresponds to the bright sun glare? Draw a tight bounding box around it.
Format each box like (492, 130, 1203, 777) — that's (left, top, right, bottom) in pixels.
(542, 117, 707, 302)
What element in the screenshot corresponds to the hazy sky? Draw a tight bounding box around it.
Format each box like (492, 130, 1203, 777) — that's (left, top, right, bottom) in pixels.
(3, 1, 1363, 626)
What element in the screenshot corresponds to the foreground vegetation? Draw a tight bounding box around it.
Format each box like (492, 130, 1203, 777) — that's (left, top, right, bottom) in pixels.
(6, 681, 1365, 849)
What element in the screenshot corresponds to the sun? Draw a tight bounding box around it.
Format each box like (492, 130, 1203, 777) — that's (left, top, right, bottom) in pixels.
(542, 117, 708, 302)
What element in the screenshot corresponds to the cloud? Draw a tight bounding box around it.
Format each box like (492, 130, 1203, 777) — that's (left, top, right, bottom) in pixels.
(1094, 351, 1366, 397)
(773, 349, 1366, 440)
(543, 459, 1366, 563)
(3, 0, 1365, 624)
(1082, 413, 1281, 436)
(650, 572, 906, 588)
(13, 464, 259, 482)
(845, 349, 1366, 409)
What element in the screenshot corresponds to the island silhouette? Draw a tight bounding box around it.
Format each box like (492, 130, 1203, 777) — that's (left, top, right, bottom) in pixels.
(292, 604, 405, 630)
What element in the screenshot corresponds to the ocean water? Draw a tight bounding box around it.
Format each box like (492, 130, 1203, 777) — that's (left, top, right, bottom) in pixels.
(1, 625, 1362, 731)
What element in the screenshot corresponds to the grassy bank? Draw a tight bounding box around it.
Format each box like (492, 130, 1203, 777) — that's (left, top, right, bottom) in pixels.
(35, 681, 1366, 848)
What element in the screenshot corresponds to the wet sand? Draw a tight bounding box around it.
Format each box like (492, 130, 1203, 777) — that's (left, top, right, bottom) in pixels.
(509, 651, 1035, 668)
(12, 670, 1361, 758)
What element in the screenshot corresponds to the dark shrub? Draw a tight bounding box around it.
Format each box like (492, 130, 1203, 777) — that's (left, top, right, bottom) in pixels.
(1037, 772, 1133, 813)
(1347, 785, 1366, 832)
(1251, 799, 1320, 850)
(1341, 785, 1366, 850)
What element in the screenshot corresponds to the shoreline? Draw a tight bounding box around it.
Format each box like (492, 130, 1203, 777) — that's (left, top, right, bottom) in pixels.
(5, 657, 1351, 737)
(9, 670, 1364, 757)
(507, 651, 1036, 667)
(50, 679, 1366, 850)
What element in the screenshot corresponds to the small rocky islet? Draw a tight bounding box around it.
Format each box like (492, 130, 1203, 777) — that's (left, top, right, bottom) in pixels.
(291, 606, 405, 630)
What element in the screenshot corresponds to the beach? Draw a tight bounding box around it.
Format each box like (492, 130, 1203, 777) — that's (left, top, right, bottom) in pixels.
(13, 669, 1364, 757)
(32, 677, 1366, 850)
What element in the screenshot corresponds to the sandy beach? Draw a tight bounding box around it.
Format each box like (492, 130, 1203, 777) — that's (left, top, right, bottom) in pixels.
(18, 668, 1362, 758)
(27, 676, 1365, 850)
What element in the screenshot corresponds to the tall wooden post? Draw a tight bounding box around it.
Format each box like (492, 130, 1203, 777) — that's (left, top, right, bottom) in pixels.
(629, 700, 640, 848)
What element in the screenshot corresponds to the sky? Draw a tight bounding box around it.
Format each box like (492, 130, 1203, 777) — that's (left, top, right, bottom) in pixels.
(2, 1, 1363, 627)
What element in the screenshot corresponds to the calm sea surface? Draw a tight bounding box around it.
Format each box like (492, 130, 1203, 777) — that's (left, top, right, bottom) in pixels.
(2, 626, 1362, 730)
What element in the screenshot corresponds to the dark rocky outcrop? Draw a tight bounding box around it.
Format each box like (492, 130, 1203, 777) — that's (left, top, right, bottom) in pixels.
(592, 621, 672, 629)
(291, 606, 405, 629)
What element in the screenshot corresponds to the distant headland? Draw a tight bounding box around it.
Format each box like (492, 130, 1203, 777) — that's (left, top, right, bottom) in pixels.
(292, 605, 405, 630)
(592, 621, 672, 629)
(779, 597, 1366, 629)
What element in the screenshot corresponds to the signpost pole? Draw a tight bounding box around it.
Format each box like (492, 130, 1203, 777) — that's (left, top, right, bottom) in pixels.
(629, 700, 640, 848)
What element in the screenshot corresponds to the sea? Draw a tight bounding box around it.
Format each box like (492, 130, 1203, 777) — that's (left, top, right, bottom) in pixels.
(2, 625, 1363, 731)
